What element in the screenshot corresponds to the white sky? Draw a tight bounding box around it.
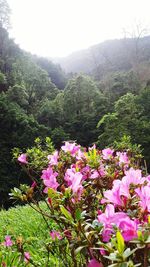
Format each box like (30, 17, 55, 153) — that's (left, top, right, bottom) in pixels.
(7, 0, 150, 58)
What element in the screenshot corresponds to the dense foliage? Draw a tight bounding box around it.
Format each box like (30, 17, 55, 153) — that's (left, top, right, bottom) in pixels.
(0, 0, 150, 207)
(1, 141, 149, 266)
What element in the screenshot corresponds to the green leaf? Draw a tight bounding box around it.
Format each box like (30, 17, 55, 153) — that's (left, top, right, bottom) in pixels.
(75, 208, 82, 221)
(116, 231, 125, 254)
(48, 188, 59, 199)
(108, 264, 119, 267)
(123, 248, 137, 258)
(137, 230, 143, 241)
(60, 205, 73, 222)
(105, 252, 119, 261)
(75, 245, 86, 255)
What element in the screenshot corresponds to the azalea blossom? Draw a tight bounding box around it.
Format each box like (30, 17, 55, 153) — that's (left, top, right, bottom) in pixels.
(50, 230, 62, 240)
(102, 180, 123, 206)
(47, 151, 59, 165)
(61, 142, 80, 156)
(91, 169, 99, 179)
(31, 181, 37, 188)
(41, 167, 59, 192)
(65, 167, 83, 194)
(4, 235, 13, 247)
(124, 168, 142, 186)
(24, 252, 30, 263)
(81, 165, 91, 180)
(119, 168, 143, 198)
(136, 185, 150, 212)
(119, 217, 138, 241)
(116, 152, 129, 166)
(76, 148, 85, 160)
(99, 247, 106, 255)
(102, 168, 143, 206)
(91, 165, 106, 179)
(102, 148, 114, 160)
(18, 153, 28, 164)
(98, 204, 127, 241)
(88, 258, 103, 267)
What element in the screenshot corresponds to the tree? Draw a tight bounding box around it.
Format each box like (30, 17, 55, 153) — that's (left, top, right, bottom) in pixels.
(33, 56, 67, 89)
(63, 75, 107, 145)
(97, 91, 150, 168)
(0, 0, 10, 29)
(97, 93, 141, 147)
(11, 55, 59, 114)
(0, 93, 51, 207)
(6, 84, 29, 108)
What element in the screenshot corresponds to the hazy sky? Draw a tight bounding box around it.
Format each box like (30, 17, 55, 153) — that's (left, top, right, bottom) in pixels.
(7, 0, 150, 58)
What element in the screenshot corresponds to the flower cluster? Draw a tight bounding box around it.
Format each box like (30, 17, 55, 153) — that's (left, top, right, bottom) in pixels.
(16, 142, 150, 266)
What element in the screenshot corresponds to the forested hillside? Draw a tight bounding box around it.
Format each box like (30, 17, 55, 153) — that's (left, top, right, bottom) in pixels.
(0, 0, 150, 208)
(56, 36, 150, 81)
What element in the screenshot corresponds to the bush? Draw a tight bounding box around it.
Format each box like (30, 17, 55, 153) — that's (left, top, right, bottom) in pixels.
(1, 140, 150, 266)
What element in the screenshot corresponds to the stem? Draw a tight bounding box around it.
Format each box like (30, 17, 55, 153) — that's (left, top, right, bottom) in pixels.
(78, 221, 93, 258)
(144, 245, 148, 267)
(28, 200, 51, 231)
(71, 249, 78, 267)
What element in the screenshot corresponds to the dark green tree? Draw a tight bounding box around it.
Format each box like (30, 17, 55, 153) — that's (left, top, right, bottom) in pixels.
(0, 93, 51, 207)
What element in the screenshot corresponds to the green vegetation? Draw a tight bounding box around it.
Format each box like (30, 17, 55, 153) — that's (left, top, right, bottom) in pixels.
(0, 0, 150, 207)
(0, 203, 61, 266)
(0, 203, 49, 239)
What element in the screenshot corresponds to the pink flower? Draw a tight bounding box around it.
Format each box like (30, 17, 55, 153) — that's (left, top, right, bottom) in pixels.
(91, 165, 106, 179)
(31, 181, 37, 188)
(41, 167, 59, 193)
(124, 168, 142, 186)
(102, 168, 143, 206)
(24, 252, 30, 263)
(48, 151, 59, 165)
(136, 186, 150, 212)
(99, 248, 106, 255)
(119, 168, 143, 198)
(50, 230, 62, 240)
(98, 204, 127, 241)
(76, 148, 85, 160)
(4, 235, 13, 247)
(65, 168, 83, 194)
(18, 154, 28, 164)
(81, 166, 91, 180)
(98, 204, 127, 225)
(102, 180, 123, 206)
(116, 152, 129, 166)
(91, 170, 99, 179)
(88, 259, 103, 267)
(102, 148, 114, 160)
(70, 173, 83, 194)
(61, 142, 80, 156)
(119, 217, 138, 241)
(64, 167, 76, 186)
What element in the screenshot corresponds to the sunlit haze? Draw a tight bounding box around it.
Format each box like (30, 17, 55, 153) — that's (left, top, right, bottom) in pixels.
(7, 0, 150, 57)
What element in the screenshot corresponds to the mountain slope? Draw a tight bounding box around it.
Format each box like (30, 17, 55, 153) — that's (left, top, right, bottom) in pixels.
(54, 36, 150, 79)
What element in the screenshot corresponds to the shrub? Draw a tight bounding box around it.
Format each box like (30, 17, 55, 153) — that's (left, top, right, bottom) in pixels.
(2, 140, 150, 266)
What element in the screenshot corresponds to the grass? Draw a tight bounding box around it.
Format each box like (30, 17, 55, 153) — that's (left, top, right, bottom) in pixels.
(0, 203, 62, 266)
(0, 203, 51, 240)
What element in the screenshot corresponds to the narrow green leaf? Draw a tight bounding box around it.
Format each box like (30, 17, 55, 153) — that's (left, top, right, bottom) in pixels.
(48, 188, 58, 199)
(60, 205, 73, 221)
(75, 208, 82, 221)
(123, 248, 137, 258)
(116, 231, 125, 254)
(75, 246, 86, 255)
